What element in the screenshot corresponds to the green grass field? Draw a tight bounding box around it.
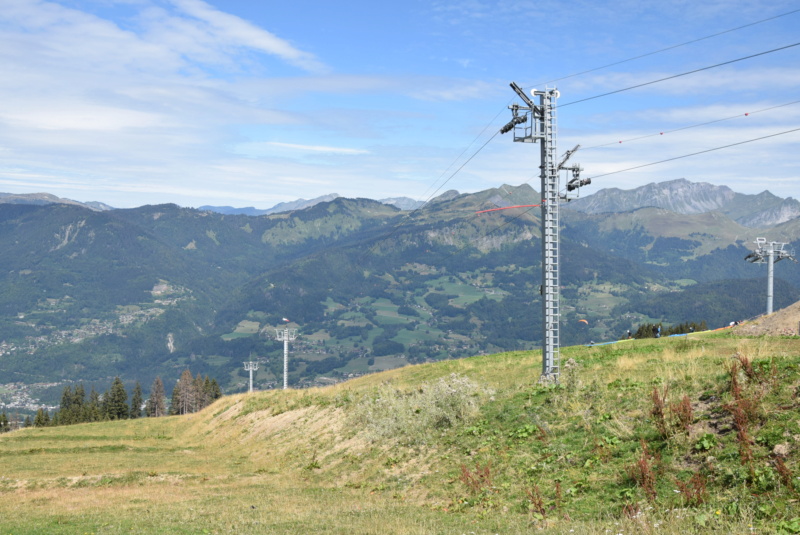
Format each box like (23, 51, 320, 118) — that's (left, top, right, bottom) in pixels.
(2, 332, 799, 534)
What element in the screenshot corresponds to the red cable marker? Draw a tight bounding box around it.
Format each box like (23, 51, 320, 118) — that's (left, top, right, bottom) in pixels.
(476, 203, 542, 214)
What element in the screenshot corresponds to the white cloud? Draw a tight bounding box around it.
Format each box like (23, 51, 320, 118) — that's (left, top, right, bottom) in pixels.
(0, 0, 797, 208)
(167, 0, 328, 73)
(409, 80, 497, 101)
(263, 142, 369, 155)
(0, 102, 162, 131)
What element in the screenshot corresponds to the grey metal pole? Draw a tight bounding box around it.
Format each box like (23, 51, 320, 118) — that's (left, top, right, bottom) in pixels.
(744, 239, 796, 317)
(243, 361, 258, 393)
(767, 245, 775, 315)
(275, 326, 297, 390)
(283, 330, 289, 390)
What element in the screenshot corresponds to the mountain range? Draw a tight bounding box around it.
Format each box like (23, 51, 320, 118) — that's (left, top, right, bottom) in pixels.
(0, 192, 425, 214)
(566, 178, 800, 227)
(4, 178, 796, 227)
(1, 179, 798, 408)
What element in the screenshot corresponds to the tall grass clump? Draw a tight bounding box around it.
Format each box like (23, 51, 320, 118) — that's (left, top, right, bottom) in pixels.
(349, 373, 492, 445)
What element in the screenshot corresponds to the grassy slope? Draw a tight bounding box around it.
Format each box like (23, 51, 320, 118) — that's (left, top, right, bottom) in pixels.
(1, 332, 799, 534)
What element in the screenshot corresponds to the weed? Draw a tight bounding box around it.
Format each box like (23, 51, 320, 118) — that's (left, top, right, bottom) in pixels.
(627, 440, 657, 502)
(725, 399, 754, 466)
(736, 353, 755, 380)
(621, 501, 640, 519)
(650, 385, 669, 438)
(509, 423, 548, 442)
(750, 466, 778, 492)
(669, 394, 694, 432)
(459, 461, 492, 495)
(524, 484, 547, 519)
(591, 436, 612, 462)
(674, 472, 708, 506)
(554, 480, 562, 510)
(774, 457, 796, 493)
(694, 433, 717, 452)
(728, 359, 743, 400)
(304, 450, 321, 471)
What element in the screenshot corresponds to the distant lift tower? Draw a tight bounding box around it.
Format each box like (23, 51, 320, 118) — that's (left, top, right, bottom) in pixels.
(276, 325, 298, 390)
(501, 82, 588, 382)
(243, 361, 258, 393)
(744, 237, 797, 314)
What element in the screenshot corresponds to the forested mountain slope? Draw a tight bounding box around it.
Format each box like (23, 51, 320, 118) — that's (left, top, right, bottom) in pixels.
(0, 183, 798, 405)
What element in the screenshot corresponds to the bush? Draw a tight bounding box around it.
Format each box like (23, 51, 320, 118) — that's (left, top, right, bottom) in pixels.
(349, 373, 491, 444)
(372, 339, 404, 356)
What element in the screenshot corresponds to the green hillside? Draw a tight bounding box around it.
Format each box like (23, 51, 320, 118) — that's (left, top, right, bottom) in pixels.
(2, 331, 799, 534)
(1, 190, 799, 402)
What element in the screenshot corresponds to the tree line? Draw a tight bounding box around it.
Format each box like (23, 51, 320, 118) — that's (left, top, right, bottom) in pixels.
(26, 370, 222, 427)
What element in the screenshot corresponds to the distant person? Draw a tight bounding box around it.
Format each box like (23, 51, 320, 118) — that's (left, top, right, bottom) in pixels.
(656, 325, 661, 338)
(626, 329, 632, 339)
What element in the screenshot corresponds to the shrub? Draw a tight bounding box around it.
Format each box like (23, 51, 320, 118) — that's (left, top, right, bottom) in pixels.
(349, 373, 491, 444)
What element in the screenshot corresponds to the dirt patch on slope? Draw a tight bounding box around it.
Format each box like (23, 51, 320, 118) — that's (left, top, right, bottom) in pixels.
(732, 300, 800, 336)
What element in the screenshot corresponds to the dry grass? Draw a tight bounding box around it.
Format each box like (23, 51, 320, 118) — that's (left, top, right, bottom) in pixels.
(2, 332, 799, 534)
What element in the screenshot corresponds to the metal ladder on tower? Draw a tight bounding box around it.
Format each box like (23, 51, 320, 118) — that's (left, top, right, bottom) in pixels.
(542, 89, 560, 380)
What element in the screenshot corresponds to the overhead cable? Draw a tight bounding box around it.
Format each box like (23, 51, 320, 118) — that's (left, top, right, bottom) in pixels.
(582, 99, 800, 150)
(561, 42, 800, 107)
(586, 127, 800, 180)
(528, 8, 800, 88)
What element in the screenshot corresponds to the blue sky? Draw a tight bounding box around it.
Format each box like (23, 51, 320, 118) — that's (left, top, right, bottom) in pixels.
(0, 0, 798, 208)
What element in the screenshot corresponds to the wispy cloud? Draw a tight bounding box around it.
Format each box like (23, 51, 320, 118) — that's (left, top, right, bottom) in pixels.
(409, 79, 497, 101)
(0, 0, 797, 207)
(264, 142, 369, 155)
(167, 0, 328, 74)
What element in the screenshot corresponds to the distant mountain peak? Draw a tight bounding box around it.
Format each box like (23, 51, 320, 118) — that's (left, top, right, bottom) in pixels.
(0, 192, 112, 211)
(379, 197, 425, 211)
(430, 190, 460, 203)
(568, 178, 735, 215)
(200, 193, 341, 216)
(566, 178, 798, 228)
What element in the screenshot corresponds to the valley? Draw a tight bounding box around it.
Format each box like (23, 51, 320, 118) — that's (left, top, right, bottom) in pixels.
(0, 181, 798, 408)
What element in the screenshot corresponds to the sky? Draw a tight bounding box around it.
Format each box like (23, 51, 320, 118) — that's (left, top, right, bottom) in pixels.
(0, 0, 798, 209)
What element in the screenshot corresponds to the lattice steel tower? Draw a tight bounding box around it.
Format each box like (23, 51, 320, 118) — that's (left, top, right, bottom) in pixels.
(501, 83, 585, 382)
(276, 326, 298, 390)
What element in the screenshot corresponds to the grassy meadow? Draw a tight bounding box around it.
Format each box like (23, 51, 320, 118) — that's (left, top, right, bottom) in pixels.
(2, 332, 800, 534)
